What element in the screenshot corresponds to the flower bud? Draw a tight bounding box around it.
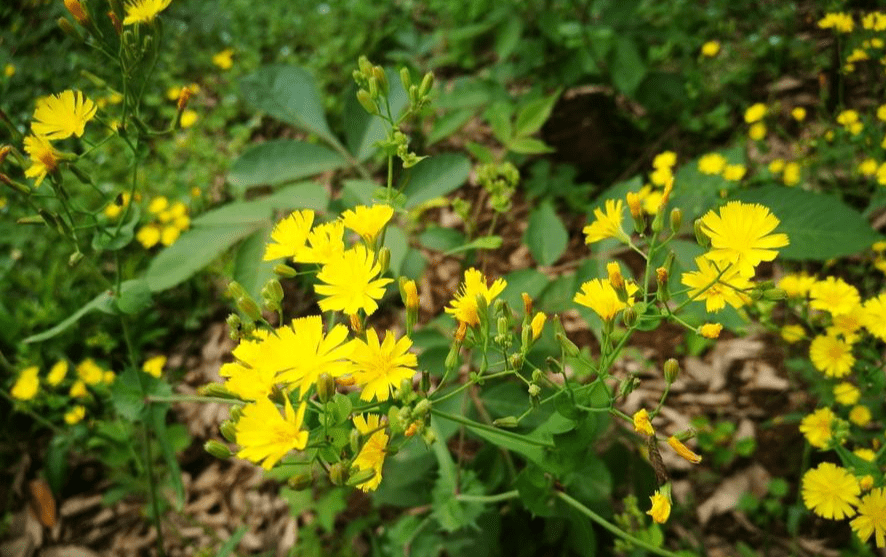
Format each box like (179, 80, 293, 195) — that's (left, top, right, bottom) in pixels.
(349, 313, 363, 335)
(510, 353, 523, 369)
(413, 399, 431, 417)
(0, 145, 10, 165)
(420, 370, 430, 393)
(626, 191, 646, 233)
(0, 173, 31, 194)
(694, 219, 710, 248)
(453, 321, 467, 343)
(530, 312, 546, 341)
(521, 292, 533, 315)
(372, 66, 388, 97)
(356, 90, 378, 115)
(198, 383, 235, 399)
(607, 261, 625, 292)
(64, 0, 89, 25)
(229, 405, 243, 422)
(399, 378, 413, 400)
(177, 86, 195, 111)
(347, 468, 377, 488)
(622, 306, 638, 328)
(329, 463, 348, 485)
(667, 436, 702, 464)
(619, 374, 640, 398)
(399, 277, 419, 310)
(651, 210, 664, 233)
(225, 313, 241, 337)
(698, 323, 722, 339)
(225, 281, 248, 300)
(555, 332, 581, 357)
(219, 420, 237, 443)
(763, 288, 787, 301)
(664, 358, 680, 384)
(358, 56, 372, 75)
(204, 440, 233, 459)
(528, 384, 541, 397)
(273, 263, 297, 278)
(349, 427, 361, 453)
(419, 72, 434, 97)
(288, 473, 312, 491)
(377, 247, 390, 274)
(399, 67, 412, 91)
(669, 208, 682, 234)
(316, 373, 334, 403)
(107, 10, 122, 34)
(421, 428, 437, 445)
(497, 316, 509, 338)
(493, 416, 519, 428)
(236, 297, 262, 322)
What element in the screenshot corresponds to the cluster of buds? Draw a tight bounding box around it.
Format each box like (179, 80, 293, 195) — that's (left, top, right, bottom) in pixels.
(476, 162, 520, 213)
(224, 281, 264, 339)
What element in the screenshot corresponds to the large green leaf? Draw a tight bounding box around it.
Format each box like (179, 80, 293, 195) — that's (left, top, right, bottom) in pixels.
(610, 37, 645, 96)
(227, 140, 347, 195)
(514, 89, 561, 138)
(233, 227, 275, 302)
(431, 409, 548, 465)
(401, 154, 471, 208)
(733, 185, 882, 260)
(674, 146, 744, 221)
(524, 201, 568, 266)
(240, 65, 334, 144)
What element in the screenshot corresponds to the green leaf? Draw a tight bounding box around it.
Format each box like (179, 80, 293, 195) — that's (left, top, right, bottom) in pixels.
(495, 16, 523, 60)
(673, 147, 744, 221)
(428, 109, 475, 146)
(484, 102, 514, 144)
(515, 465, 555, 517)
(524, 201, 568, 265)
(239, 65, 335, 144)
(114, 279, 152, 315)
(732, 186, 883, 260)
(500, 269, 550, 311)
(431, 409, 548, 465)
(507, 137, 554, 155)
(110, 367, 144, 421)
(146, 224, 261, 292)
(401, 154, 471, 209)
(514, 90, 561, 138)
(24, 288, 115, 343)
(443, 235, 502, 255)
(215, 526, 248, 557)
(233, 227, 275, 302)
(150, 402, 186, 510)
(610, 37, 646, 96)
(92, 206, 140, 252)
(419, 226, 466, 252)
(227, 140, 347, 195)
(46, 434, 71, 494)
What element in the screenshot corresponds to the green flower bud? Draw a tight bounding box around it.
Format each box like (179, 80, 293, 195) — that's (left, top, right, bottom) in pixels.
(445, 344, 461, 372)
(349, 427, 361, 454)
(555, 332, 581, 357)
(225, 281, 248, 301)
(356, 89, 378, 115)
(219, 420, 237, 443)
(329, 462, 348, 486)
(399, 67, 412, 91)
(236, 297, 263, 322)
(288, 473, 312, 491)
(497, 316, 509, 337)
(664, 358, 680, 384)
(414, 398, 431, 417)
(358, 55, 372, 76)
(510, 353, 523, 369)
(229, 405, 243, 422)
(347, 468, 377, 487)
(273, 263, 297, 278)
(618, 374, 640, 398)
(528, 384, 541, 397)
(622, 307, 638, 328)
(317, 373, 334, 403)
(421, 429, 436, 445)
(493, 416, 519, 428)
(694, 219, 710, 248)
(670, 208, 682, 234)
(419, 72, 434, 97)
(372, 66, 388, 97)
(531, 369, 543, 383)
(204, 440, 233, 459)
(763, 288, 787, 301)
(377, 247, 390, 274)
(198, 383, 235, 399)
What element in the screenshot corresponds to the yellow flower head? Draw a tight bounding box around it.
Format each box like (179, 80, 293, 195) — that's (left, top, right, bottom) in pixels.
(649, 166, 672, 187)
(136, 225, 161, 249)
(235, 396, 309, 470)
(855, 448, 876, 462)
(220, 330, 278, 401)
(810, 276, 861, 316)
(530, 312, 546, 341)
(445, 268, 507, 326)
(698, 201, 789, 277)
(632, 408, 654, 436)
(818, 12, 854, 33)
(294, 220, 345, 265)
(402, 279, 419, 311)
(667, 436, 702, 464)
(23, 135, 60, 187)
(782, 162, 801, 186)
(699, 323, 722, 339)
(828, 304, 866, 343)
(722, 164, 746, 181)
(802, 462, 859, 519)
(47, 360, 68, 386)
(574, 278, 636, 321)
(637, 186, 664, 215)
(274, 316, 355, 396)
(11, 366, 39, 401)
(852, 488, 886, 548)
(352, 414, 389, 492)
(160, 225, 180, 246)
(315, 245, 393, 316)
(69, 380, 88, 398)
(748, 122, 767, 141)
(863, 293, 886, 341)
(123, 0, 172, 25)
(864, 13, 886, 31)
(744, 103, 767, 124)
(791, 107, 807, 121)
(810, 334, 855, 378)
(860, 159, 879, 177)
(64, 405, 86, 425)
(647, 488, 671, 524)
(837, 109, 860, 127)
(31, 90, 96, 140)
(834, 382, 861, 406)
(76, 358, 105, 385)
(341, 204, 394, 245)
(179, 110, 198, 128)
(263, 210, 315, 261)
(349, 329, 417, 402)
(776, 273, 816, 298)
(799, 407, 836, 448)
(701, 41, 720, 57)
(652, 151, 677, 169)
(583, 199, 628, 244)
(698, 153, 727, 175)
(850, 405, 872, 427)
(142, 355, 166, 378)
(212, 48, 234, 70)
(680, 256, 753, 313)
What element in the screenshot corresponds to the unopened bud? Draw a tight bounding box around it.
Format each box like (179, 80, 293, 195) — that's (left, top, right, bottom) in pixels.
(497, 316, 509, 337)
(64, 0, 89, 25)
(329, 463, 348, 485)
(521, 292, 533, 315)
(694, 220, 710, 248)
(664, 358, 680, 384)
(236, 297, 262, 322)
(356, 90, 378, 115)
(528, 384, 541, 397)
(349, 313, 363, 335)
(225, 281, 248, 300)
(763, 288, 787, 301)
(420, 370, 430, 392)
(419, 72, 434, 97)
(229, 405, 243, 422)
(0, 145, 10, 165)
(607, 261, 625, 292)
(177, 86, 195, 111)
(225, 313, 241, 334)
(198, 383, 235, 399)
(349, 427, 361, 453)
(68, 251, 83, 267)
(445, 343, 461, 372)
(399, 278, 419, 310)
(317, 373, 334, 403)
(510, 353, 523, 368)
(347, 468, 377, 487)
(619, 374, 640, 398)
(421, 428, 436, 445)
(399, 378, 413, 400)
(622, 306, 638, 328)
(453, 321, 467, 343)
(219, 421, 237, 443)
(493, 416, 519, 428)
(266, 278, 284, 302)
(399, 67, 412, 91)
(288, 473, 313, 491)
(651, 210, 664, 233)
(372, 66, 389, 97)
(108, 11, 122, 34)
(0, 173, 31, 194)
(58, 17, 81, 39)
(667, 436, 702, 464)
(669, 208, 682, 234)
(414, 399, 431, 417)
(273, 263, 298, 278)
(204, 440, 233, 459)
(555, 332, 581, 357)
(377, 247, 390, 273)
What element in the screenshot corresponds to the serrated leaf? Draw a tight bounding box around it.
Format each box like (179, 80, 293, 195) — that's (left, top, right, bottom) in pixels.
(508, 137, 554, 155)
(514, 90, 561, 138)
(524, 201, 568, 265)
(240, 65, 334, 144)
(400, 154, 471, 209)
(227, 140, 347, 195)
(732, 185, 882, 260)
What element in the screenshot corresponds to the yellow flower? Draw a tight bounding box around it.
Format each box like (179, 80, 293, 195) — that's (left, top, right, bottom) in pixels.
(47, 360, 68, 386)
(828, 304, 866, 343)
(721, 164, 746, 181)
(776, 273, 816, 298)
(3, 64, 15, 77)
(647, 489, 671, 524)
(768, 159, 785, 174)
(235, 396, 309, 470)
(802, 462, 859, 519)
(810, 276, 861, 316)
(818, 12, 854, 33)
(122, 0, 172, 25)
(136, 225, 161, 249)
(274, 316, 355, 396)
(530, 312, 546, 341)
(667, 436, 702, 464)
(863, 293, 886, 341)
(341, 204, 394, 245)
(69, 381, 88, 398)
(574, 278, 636, 321)
(748, 122, 766, 141)
(179, 109, 198, 128)
(799, 407, 836, 448)
(31, 90, 96, 140)
(103, 371, 115, 384)
(855, 448, 876, 462)
(583, 199, 628, 244)
(837, 110, 859, 127)
(142, 355, 166, 378)
(810, 334, 854, 378)
(744, 103, 767, 124)
(791, 107, 807, 121)
(445, 268, 507, 326)
(64, 406, 86, 425)
(860, 159, 879, 177)
(23, 135, 60, 187)
(700, 41, 720, 57)
(402, 279, 419, 311)
(637, 185, 664, 215)
(649, 166, 672, 187)
(315, 245, 393, 316)
(652, 151, 677, 169)
(850, 405, 872, 427)
(681, 256, 753, 313)
(294, 221, 345, 265)
(148, 196, 168, 214)
(698, 153, 727, 175)
(349, 329, 417, 402)
(853, 488, 886, 548)
(11, 366, 39, 401)
(698, 201, 789, 277)
(782, 162, 801, 186)
(632, 408, 654, 436)
(781, 324, 805, 343)
(352, 414, 389, 492)
(699, 323, 722, 339)
(212, 48, 234, 70)
(860, 475, 875, 491)
(263, 209, 315, 261)
(864, 13, 886, 31)
(160, 225, 180, 246)
(76, 359, 104, 385)
(220, 329, 278, 401)
(834, 382, 861, 406)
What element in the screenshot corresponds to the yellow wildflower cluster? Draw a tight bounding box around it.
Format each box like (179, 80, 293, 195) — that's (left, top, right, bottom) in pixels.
(22, 90, 97, 186)
(802, 463, 886, 548)
(136, 196, 191, 248)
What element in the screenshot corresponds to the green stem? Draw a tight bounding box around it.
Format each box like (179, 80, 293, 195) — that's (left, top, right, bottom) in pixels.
(146, 394, 246, 405)
(431, 369, 515, 405)
(456, 490, 519, 504)
(430, 408, 554, 448)
(556, 491, 683, 557)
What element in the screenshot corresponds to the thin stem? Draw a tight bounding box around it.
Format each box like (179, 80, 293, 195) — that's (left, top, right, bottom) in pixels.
(455, 490, 519, 504)
(430, 408, 554, 448)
